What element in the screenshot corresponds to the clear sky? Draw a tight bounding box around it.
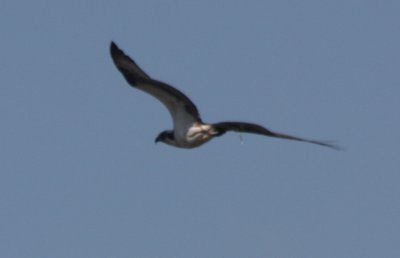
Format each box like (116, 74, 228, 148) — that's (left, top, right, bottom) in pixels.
(1, 1, 399, 257)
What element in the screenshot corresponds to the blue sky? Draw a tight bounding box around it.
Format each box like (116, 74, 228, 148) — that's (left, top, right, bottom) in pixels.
(1, 1, 399, 257)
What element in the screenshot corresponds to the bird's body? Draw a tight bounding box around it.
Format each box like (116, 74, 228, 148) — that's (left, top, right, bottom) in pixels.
(167, 122, 215, 148)
(110, 41, 339, 150)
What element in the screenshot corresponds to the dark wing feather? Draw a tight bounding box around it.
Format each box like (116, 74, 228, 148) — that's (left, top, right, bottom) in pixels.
(213, 122, 340, 150)
(110, 41, 151, 80)
(110, 41, 201, 127)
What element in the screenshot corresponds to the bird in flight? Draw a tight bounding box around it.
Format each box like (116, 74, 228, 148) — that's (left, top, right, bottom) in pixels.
(110, 41, 339, 150)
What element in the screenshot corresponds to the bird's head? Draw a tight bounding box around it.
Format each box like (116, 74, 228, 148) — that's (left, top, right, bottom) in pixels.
(155, 130, 175, 145)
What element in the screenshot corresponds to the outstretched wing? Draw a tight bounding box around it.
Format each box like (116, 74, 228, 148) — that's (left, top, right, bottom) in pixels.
(110, 41, 201, 129)
(213, 122, 340, 150)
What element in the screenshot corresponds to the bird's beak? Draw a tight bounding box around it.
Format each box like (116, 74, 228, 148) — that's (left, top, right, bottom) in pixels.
(155, 136, 161, 144)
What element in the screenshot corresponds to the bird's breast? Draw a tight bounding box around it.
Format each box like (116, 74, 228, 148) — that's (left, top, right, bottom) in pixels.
(173, 123, 213, 148)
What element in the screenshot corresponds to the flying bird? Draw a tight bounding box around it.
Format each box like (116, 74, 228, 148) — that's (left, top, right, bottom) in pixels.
(110, 41, 339, 150)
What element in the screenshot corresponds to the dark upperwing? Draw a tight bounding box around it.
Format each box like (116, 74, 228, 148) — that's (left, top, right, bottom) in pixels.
(213, 121, 340, 150)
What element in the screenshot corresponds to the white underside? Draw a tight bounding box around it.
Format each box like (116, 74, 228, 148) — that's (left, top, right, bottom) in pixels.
(172, 123, 216, 148)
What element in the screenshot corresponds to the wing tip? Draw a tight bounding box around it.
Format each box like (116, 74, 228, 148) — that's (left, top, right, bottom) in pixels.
(110, 41, 121, 57)
(326, 142, 345, 151)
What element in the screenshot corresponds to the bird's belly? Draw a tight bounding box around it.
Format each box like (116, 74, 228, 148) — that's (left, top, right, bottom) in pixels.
(174, 124, 213, 148)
